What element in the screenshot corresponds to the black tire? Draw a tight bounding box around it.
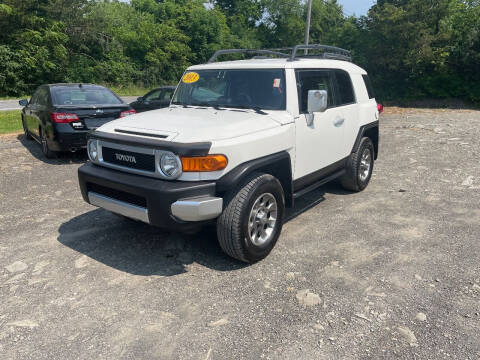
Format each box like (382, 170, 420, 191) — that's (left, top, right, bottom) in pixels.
(217, 173, 285, 263)
(40, 128, 56, 159)
(340, 137, 375, 192)
(22, 116, 33, 140)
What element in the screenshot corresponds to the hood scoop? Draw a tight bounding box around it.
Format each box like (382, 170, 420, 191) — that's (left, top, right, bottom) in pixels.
(114, 126, 178, 141)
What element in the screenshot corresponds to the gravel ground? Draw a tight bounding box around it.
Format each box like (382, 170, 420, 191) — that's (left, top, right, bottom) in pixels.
(0, 109, 479, 359)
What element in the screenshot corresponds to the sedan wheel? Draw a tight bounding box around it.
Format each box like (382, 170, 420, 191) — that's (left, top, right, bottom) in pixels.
(40, 129, 56, 159)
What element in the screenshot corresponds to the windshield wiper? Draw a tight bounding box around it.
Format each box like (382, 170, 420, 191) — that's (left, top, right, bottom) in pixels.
(230, 105, 268, 115)
(252, 106, 268, 115)
(171, 102, 191, 108)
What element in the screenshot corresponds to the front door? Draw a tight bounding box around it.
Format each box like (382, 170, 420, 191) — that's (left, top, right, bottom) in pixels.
(293, 69, 345, 187)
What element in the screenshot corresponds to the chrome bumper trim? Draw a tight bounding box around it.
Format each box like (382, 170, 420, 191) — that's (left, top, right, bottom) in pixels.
(171, 197, 223, 222)
(88, 192, 149, 223)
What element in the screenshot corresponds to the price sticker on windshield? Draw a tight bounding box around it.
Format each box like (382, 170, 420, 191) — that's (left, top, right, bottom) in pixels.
(182, 72, 200, 84)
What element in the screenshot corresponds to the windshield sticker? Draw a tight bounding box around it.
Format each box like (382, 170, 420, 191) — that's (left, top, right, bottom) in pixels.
(273, 78, 281, 88)
(182, 72, 200, 84)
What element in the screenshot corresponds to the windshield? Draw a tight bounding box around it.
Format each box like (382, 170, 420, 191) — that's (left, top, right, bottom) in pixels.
(172, 69, 286, 110)
(51, 87, 123, 106)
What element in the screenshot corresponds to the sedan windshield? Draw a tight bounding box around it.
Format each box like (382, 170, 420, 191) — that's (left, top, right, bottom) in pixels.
(172, 69, 286, 110)
(51, 87, 123, 106)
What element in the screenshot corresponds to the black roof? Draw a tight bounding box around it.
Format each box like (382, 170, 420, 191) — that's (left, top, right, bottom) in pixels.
(46, 83, 105, 88)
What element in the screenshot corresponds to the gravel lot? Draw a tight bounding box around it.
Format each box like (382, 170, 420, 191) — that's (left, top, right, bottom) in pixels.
(1, 109, 479, 359)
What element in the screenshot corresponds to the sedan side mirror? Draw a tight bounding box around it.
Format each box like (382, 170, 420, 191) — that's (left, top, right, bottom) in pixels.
(19, 99, 28, 107)
(306, 90, 328, 126)
(137, 97, 143, 102)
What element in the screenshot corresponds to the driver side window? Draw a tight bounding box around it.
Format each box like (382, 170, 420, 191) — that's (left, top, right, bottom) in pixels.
(145, 89, 162, 101)
(296, 70, 335, 113)
(30, 89, 41, 105)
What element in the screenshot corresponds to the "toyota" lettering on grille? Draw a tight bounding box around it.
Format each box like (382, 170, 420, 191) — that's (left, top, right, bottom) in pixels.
(115, 153, 137, 164)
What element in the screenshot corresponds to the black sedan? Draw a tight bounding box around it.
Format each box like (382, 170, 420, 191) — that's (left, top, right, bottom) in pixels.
(129, 86, 175, 113)
(19, 84, 135, 158)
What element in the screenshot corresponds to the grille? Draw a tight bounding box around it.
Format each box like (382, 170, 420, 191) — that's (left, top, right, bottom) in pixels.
(87, 183, 147, 208)
(102, 147, 155, 172)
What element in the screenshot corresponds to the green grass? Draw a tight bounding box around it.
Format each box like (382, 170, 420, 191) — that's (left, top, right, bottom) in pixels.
(107, 84, 153, 96)
(0, 96, 27, 100)
(0, 110, 23, 134)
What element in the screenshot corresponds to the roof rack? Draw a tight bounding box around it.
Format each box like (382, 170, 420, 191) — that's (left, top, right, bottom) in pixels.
(289, 44, 352, 62)
(206, 44, 352, 63)
(207, 49, 289, 63)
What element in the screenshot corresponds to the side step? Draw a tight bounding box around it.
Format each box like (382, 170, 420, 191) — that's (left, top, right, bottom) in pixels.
(293, 170, 345, 199)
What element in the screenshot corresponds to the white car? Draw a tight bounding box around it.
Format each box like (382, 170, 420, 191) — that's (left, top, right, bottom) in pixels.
(78, 44, 382, 263)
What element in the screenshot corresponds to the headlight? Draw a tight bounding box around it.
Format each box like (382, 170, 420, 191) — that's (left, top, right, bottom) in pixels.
(88, 139, 98, 161)
(159, 153, 181, 178)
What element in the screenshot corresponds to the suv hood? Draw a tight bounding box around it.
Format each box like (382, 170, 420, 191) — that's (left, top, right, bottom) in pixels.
(97, 106, 288, 142)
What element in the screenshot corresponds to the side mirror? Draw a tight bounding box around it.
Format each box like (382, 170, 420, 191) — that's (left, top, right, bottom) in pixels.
(19, 99, 28, 107)
(137, 97, 143, 102)
(306, 90, 328, 126)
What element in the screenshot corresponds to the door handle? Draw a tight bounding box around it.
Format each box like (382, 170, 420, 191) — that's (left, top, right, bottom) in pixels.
(334, 117, 345, 127)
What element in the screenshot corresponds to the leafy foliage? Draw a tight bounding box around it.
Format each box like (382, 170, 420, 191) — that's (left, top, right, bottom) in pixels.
(0, 0, 478, 104)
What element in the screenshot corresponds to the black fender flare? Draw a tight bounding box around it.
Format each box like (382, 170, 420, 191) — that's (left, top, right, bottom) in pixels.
(351, 121, 379, 159)
(216, 151, 294, 208)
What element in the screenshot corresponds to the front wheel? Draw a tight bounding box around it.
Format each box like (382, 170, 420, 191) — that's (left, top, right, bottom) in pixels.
(340, 137, 374, 192)
(217, 173, 285, 263)
(22, 116, 33, 140)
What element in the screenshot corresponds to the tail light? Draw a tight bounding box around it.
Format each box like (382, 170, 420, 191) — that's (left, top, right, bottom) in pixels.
(377, 104, 384, 114)
(120, 109, 136, 118)
(50, 112, 79, 123)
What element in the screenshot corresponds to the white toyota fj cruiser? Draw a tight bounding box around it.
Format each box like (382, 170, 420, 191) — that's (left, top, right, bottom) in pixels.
(78, 45, 382, 263)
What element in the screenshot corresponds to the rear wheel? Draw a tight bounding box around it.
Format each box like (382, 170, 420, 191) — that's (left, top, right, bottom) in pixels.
(340, 137, 374, 192)
(40, 128, 56, 159)
(217, 173, 285, 263)
(22, 116, 32, 140)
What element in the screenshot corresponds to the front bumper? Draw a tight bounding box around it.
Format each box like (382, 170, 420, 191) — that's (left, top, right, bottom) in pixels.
(78, 162, 222, 229)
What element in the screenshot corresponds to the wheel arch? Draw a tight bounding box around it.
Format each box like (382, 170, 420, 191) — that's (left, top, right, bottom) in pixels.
(352, 121, 379, 159)
(216, 151, 294, 208)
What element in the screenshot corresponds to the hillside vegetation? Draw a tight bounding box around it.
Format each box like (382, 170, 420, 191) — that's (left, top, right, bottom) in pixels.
(0, 0, 478, 104)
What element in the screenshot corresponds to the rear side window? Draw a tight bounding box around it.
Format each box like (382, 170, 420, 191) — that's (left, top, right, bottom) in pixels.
(296, 70, 336, 113)
(335, 70, 355, 105)
(36, 87, 50, 106)
(362, 75, 375, 99)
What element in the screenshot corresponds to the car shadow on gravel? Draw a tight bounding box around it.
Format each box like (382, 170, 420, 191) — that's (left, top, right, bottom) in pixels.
(17, 134, 88, 165)
(57, 183, 349, 276)
(57, 208, 248, 276)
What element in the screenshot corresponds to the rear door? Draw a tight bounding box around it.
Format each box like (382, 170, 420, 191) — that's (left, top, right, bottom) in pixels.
(31, 87, 50, 137)
(333, 70, 359, 158)
(24, 90, 40, 137)
(293, 69, 345, 185)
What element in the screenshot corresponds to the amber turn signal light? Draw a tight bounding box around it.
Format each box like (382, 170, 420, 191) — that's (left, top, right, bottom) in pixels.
(180, 154, 228, 172)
